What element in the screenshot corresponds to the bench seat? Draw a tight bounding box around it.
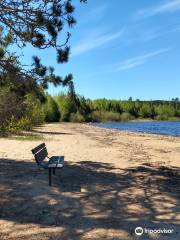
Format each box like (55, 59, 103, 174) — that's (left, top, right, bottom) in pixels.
(39, 156, 64, 169)
(48, 156, 64, 168)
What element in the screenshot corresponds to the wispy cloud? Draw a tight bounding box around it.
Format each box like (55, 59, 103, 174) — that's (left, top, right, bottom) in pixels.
(116, 48, 169, 71)
(72, 28, 124, 56)
(125, 29, 160, 46)
(134, 0, 180, 19)
(79, 4, 107, 24)
(88, 5, 107, 18)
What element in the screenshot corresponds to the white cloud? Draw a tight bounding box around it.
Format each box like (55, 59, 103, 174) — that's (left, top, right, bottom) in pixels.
(72, 29, 124, 56)
(134, 0, 180, 19)
(116, 48, 169, 71)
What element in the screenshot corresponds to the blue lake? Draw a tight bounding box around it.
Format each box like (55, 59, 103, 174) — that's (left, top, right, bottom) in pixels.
(92, 121, 180, 137)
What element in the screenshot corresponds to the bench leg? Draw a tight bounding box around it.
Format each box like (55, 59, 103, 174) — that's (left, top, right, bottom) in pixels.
(53, 168, 55, 175)
(49, 168, 52, 186)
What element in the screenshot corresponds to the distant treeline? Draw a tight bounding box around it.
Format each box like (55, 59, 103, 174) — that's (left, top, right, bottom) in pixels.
(1, 84, 180, 135)
(45, 94, 180, 123)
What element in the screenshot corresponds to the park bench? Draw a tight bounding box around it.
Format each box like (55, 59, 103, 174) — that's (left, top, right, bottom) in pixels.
(31, 143, 64, 186)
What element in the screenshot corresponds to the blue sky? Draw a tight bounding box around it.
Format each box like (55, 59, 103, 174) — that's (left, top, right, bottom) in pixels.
(18, 0, 180, 100)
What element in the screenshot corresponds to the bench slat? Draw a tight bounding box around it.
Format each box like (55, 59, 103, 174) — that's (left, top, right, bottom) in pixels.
(34, 148, 48, 164)
(32, 143, 46, 154)
(48, 156, 64, 168)
(48, 163, 63, 168)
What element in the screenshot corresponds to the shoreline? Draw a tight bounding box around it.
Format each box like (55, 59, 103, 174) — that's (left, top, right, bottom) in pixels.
(130, 118, 180, 122)
(89, 118, 180, 123)
(88, 122, 180, 139)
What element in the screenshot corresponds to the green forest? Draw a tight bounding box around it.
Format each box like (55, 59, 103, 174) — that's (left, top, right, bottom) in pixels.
(1, 80, 180, 136)
(39, 93, 180, 123)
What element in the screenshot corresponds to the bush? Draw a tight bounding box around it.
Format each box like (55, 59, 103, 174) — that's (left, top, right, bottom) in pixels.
(102, 111, 121, 122)
(0, 89, 45, 134)
(120, 112, 133, 122)
(18, 117, 33, 131)
(0, 87, 25, 130)
(2, 116, 33, 134)
(4, 116, 22, 134)
(69, 112, 86, 122)
(24, 94, 45, 127)
(91, 111, 121, 122)
(154, 115, 180, 121)
(91, 111, 101, 122)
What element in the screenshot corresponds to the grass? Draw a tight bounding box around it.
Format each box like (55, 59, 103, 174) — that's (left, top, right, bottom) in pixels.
(7, 133, 44, 141)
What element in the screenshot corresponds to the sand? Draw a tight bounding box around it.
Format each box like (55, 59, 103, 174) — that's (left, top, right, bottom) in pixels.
(0, 123, 179, 240)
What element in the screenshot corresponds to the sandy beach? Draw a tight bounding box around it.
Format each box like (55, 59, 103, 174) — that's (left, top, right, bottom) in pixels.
(0, 123, 179, 240)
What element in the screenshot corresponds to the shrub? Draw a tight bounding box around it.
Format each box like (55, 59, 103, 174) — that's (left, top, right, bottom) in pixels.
(0, 89, 45, 134)
(24, 94, 45, 127)
(17, 117, 34, 131)
(102, 111, 121, 122)
(91, 111, 101, 122)
(91, 111, 121, 122)
(69, 112, 85, 122)
(4, 116, 22, 134)
(120, 112, 133, 122)
(0, 87, 25, 130)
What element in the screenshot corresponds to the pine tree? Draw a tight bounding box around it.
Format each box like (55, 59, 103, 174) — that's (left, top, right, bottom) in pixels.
(0, 1, 86, 94)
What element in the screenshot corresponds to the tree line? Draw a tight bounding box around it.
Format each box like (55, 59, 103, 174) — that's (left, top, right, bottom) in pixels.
(45, 94, 180, 123)
(1, 82, 180, 135)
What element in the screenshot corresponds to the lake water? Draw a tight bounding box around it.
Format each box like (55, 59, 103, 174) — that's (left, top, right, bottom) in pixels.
(92, 121, 180, 137)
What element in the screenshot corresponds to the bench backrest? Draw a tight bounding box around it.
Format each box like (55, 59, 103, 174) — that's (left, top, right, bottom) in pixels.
(31, 143, 48, 165)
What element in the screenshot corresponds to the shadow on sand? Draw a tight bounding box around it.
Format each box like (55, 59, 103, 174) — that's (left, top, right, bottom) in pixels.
(0, 158, 179, 240)
(32, 129, 73, 135)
